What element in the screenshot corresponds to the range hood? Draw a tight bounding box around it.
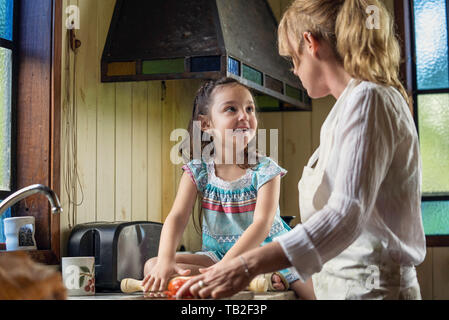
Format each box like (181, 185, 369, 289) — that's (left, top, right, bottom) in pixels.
(101, 0, 311, 110)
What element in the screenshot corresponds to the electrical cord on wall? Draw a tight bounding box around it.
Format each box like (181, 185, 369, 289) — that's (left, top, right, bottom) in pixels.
(63, 28, 84, 229)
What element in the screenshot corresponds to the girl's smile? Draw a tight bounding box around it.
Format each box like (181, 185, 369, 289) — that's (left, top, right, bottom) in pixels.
(201, 84, 258, 162)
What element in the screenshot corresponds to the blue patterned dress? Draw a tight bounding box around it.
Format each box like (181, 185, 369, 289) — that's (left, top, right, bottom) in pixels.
(182, 156, 300, 284)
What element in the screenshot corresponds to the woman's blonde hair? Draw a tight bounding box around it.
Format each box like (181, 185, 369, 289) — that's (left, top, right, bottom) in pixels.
(278, 0, 412, 111)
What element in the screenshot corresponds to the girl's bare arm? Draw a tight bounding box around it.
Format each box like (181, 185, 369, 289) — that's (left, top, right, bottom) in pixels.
(142, 171, 198, 292)
(156, 171, 198, 261)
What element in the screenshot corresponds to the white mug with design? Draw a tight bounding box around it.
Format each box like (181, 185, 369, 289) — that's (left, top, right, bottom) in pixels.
(4, 216, 37, 251)
(61, 256, 95, 296)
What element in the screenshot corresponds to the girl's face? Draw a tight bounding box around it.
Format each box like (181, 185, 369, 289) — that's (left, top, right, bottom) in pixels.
(202, 84, 257, 156)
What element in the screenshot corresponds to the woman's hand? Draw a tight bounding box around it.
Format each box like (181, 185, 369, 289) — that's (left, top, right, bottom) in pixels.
(175, 256, 252, 299)
(142, 260, 190, 296)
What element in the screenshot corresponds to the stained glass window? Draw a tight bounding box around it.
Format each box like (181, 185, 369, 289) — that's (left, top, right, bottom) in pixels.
(0, 0, 13, 41)
(412, 0, 449, 236)
(413, 0, 449, 90)
(422, 201, 449, 235)
(418, 94, 449, 195)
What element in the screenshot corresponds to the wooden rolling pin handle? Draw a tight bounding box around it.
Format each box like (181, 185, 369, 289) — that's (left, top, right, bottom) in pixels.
(120, 278, 144, 293)
(248, 275, 269, 293)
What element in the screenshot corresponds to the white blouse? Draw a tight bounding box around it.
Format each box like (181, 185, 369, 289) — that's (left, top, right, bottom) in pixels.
(275, 79, 427, 282)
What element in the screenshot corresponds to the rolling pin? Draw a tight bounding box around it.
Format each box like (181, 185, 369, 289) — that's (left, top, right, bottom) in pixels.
(121, 278, 145, 293)
(247, 274, 269, 293)
(121, 276, 195, 294)
(120, 275, 269, 294)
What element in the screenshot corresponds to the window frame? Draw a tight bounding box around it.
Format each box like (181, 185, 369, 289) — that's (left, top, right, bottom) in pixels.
(397, 0, 449, 246)
(0, 0, 18, 199)
(0, 0, 62, 264)
(411, 0, 449, 202)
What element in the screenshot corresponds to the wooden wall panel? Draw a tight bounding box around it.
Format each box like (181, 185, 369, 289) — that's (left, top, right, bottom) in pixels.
(161, 81, 176, 222)
(75, 0, 97, 223)
(96, 0, 116, 223)
(60, 0, 68, 251)
(115, 83, 132, 221)
(258, 113, 285, 212)
(433, 247, 449, 299)
(175, 80, 203, 252)
(282, 112, 312, 223)
(311, 95, 335, 151)
(131, 82, 149, 221)
(96, 81, 116, 223)
(416, 247, 433, 300)
(147, 82, 163, 223)
(280, 0, 293, 14)
(60, 0, 77, 254)
(267, 0, 281, 22)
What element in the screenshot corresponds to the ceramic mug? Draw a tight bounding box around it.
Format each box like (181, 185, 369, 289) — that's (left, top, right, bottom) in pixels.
(61, 256, 95, 296)
(4, 216, 37, 251)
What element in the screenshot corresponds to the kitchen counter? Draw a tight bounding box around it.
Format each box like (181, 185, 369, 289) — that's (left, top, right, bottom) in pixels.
(67, 291, 297, 300)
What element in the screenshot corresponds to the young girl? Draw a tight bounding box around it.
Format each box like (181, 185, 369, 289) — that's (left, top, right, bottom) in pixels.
(176, 0, 426, 300)
(142, 77, 314, 299)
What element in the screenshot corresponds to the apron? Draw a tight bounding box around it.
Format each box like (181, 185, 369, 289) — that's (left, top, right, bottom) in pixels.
(298, 79, 421, 300)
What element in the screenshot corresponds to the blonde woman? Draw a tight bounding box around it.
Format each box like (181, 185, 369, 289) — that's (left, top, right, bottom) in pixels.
(177, 0, 426, 300)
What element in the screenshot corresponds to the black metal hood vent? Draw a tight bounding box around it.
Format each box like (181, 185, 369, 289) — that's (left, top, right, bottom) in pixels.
(101, 0, 311, 110)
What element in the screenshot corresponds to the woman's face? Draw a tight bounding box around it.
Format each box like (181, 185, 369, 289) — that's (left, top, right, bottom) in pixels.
(290, 34, 329, 99)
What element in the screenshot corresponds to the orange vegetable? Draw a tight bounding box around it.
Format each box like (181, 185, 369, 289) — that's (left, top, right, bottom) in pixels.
(164, 276, 193, 298)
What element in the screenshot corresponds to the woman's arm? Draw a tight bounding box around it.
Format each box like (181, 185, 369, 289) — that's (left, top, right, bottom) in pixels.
(176, 241, 290, 299)
(219, 175, 281, 262)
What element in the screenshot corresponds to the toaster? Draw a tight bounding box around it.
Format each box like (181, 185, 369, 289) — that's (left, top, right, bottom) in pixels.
(67, 221, 162, 292)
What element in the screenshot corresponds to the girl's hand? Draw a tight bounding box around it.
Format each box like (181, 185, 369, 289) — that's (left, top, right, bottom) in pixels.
(142, 260, 191, 295)
(175, 256, 251, 299)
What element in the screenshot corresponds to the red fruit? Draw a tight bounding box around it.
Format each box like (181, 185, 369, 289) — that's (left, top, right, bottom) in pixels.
(88, 279, 92, 285)
(167, 276, 193, 298)
(84, 285, 90, 292)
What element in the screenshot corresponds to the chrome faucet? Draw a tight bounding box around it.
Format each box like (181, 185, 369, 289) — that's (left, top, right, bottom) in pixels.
(0, 184, 63, 217)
